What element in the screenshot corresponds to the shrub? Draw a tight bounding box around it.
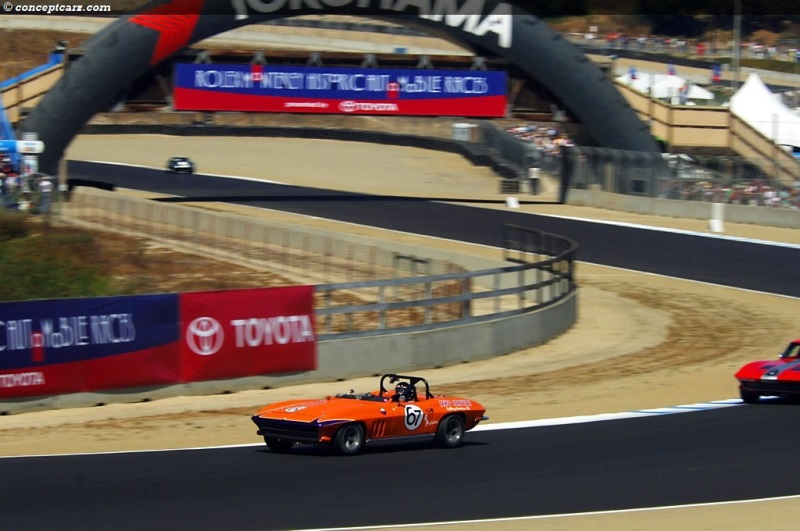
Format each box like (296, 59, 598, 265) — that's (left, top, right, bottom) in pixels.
(0, 213, 30, 242)
(0, 218, 115, 302)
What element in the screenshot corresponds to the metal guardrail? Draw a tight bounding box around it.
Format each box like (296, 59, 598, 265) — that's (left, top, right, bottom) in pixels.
(315, 224, 577, 340)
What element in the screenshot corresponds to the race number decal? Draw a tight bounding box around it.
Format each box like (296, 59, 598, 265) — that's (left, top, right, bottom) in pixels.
(404, 404, 424, 431)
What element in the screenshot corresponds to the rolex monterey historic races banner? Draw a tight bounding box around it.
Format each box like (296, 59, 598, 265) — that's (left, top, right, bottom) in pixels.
(0, 287, 316, 399)
(173, 64, 508, 117)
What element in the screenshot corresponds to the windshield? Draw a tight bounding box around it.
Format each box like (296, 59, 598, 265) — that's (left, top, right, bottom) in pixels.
(335, 390, 388, 402)
(781, 342, 800, 358)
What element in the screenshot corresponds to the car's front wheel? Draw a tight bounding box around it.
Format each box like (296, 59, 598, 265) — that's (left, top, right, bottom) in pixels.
(264, 437, 295, 453)
(435, 414, 465, 448)
(740, 388, 761, 404)
(333, 423, 365, 456)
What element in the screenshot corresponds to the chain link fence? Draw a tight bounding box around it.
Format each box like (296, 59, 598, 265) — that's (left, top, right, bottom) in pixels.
(563, 146, 800, 208)
(481, 118, 800, 208)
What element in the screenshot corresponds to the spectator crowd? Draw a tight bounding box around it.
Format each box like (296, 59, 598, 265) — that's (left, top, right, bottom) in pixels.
(501, 124, 800, 211)
(505, 123, 575, 156)
(571, 30, 800, 63)
(0, 151, 54, 213)
(660, 179, 800, 209)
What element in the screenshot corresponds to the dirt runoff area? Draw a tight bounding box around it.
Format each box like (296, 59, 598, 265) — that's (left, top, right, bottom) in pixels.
(2, 135, 799, 530)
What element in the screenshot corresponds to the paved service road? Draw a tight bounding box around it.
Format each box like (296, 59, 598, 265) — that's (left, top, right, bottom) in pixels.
(68, 160, 800, 298)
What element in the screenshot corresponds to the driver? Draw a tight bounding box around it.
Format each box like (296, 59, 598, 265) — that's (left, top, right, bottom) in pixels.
(394, 382, 413, 402)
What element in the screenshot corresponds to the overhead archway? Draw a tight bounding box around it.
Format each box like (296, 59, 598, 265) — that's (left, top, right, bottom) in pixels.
(23, 0, 659, 174)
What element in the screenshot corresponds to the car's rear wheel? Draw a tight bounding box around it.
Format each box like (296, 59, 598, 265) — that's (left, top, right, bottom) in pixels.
(435, 414, 465, 448)
(740, 388, 761, 404)
(264, 437, 295, 453)
(333, 423, 365, 456)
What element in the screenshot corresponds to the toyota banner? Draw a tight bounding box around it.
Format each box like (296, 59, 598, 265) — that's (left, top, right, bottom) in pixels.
(173, 63, 508, 117)
(0, 286, 316, 399)
(181, 286, 316, 382)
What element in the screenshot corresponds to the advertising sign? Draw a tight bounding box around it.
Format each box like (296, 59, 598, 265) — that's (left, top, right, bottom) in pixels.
(0, 294, 180, 398)
(173, 64, 508, 117)
(0, 140, 44, 154)
(16, 140, 44, 154)
(180, 286, 316, 382)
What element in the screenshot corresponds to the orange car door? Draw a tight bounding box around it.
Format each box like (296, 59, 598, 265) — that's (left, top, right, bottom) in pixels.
(384, 400, 427, 437)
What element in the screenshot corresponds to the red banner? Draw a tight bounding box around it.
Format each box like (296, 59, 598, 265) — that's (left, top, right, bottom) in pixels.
(173, 64, 509, 117)
(180, 286, 316, 382)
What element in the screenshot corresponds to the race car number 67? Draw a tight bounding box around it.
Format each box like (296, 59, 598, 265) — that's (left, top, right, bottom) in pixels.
(404, 405, 424, 431)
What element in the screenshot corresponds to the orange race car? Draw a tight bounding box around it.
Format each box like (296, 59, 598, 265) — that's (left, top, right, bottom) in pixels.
(252, 374, 488, 455)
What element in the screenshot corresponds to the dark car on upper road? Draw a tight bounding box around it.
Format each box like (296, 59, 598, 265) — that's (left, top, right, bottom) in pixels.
(166, 156, 194, 174)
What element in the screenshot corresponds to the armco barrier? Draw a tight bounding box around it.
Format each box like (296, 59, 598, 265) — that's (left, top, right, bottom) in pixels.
(0, 188, 577, 413)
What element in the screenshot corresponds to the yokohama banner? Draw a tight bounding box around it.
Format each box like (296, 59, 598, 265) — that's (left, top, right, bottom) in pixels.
(181, 286, 316, 382)
(173, 64, 508, 117)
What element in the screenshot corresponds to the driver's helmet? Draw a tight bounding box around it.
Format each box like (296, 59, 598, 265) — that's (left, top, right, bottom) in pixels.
(395, 382, 412, 402)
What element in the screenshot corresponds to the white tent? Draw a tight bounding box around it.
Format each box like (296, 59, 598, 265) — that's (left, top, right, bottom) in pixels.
(730, 72, 800, 149)
(653, 75, 714, 101)
(616, 72, 714, 101)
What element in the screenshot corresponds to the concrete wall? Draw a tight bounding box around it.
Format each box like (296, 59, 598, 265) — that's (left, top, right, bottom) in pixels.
(568, 186, 800, 229)
(317, 293, 577, 378)
(1, 64, 62, 123)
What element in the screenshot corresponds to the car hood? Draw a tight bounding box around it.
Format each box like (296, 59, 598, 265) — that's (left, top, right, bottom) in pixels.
(254, 397, 383, 423)
(736, 359, 800, 380)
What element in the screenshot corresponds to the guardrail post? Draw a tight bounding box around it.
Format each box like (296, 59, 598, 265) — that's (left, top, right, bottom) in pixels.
(378, 285, 386, 330)
(461, 278, 472, 318)
(424, 282, 432, 324)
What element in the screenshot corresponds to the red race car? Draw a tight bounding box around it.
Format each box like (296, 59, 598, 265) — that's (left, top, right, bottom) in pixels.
(252, 374, 488, 455)
(735, 339, 800, 404)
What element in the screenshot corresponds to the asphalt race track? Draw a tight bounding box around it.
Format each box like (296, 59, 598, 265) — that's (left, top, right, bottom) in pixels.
(4, 406, 800, 530)
(68, 161, 800, 297)
(2, 161, 797, 529)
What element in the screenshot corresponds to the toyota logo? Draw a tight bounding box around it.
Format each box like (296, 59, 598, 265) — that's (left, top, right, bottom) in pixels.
(186, 317, 224, 356)
(339, 100, 357, 113)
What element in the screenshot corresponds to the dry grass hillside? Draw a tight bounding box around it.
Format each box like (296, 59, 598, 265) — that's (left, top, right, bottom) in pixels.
(1, 29, 90, 74)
